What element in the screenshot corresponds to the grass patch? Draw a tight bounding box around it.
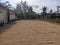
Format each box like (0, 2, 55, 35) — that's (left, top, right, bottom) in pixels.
(39, 18, 60, 24)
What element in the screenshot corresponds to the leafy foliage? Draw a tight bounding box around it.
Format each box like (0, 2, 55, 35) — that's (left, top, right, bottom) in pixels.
(15, 1, 39, 20)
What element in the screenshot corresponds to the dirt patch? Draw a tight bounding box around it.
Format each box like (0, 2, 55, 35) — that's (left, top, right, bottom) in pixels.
(0, 20, 60, 45)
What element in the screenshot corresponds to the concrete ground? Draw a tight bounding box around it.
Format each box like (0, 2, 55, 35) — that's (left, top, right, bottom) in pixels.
(0, 20, 60, 45)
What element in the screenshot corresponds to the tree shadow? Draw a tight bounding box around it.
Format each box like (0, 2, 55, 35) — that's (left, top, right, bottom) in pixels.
(0, 22, 17, 35)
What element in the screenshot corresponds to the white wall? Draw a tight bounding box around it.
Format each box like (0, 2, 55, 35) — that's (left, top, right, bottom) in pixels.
(0, 13, 4, 22)
(10, 11, 15, 20)
(0, 7, 16, 24)
(0, 9, 7, 24)
(10, 15, 15, 20)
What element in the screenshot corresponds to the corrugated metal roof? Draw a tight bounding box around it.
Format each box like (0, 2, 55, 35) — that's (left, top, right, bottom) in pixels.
(0, 3, 14, 13)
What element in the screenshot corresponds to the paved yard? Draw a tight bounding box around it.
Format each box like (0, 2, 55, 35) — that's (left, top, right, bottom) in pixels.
(0, 20, 60, 45)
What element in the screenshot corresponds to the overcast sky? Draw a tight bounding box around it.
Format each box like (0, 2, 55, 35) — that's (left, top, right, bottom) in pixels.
(1, 0, 60, 13)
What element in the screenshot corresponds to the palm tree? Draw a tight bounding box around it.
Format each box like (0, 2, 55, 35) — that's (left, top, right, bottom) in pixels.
(5, 1, 12, 8)
(42, 6, 47, 13)
(57, 6, 60, 13)
(49, 9, 53, 14)
(41, 6, 47, 18)
(5, 1, 11, 23)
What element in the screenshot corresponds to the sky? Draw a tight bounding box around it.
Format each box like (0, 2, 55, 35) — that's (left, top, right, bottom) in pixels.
(1, 0, 60, 13)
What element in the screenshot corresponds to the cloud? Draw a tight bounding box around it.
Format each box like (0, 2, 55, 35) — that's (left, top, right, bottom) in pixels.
(29, 0, 60, 13)
(2, 0, 60, 13)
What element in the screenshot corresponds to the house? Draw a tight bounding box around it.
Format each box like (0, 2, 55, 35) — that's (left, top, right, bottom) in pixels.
(9, 10, 16, 22)
(0, 3, 16, 26)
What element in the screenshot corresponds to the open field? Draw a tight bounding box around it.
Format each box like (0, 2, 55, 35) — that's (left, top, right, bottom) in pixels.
(0, 20, 60, 45)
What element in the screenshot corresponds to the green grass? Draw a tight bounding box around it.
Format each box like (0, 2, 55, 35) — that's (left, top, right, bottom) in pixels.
(39, 18, 60, 24)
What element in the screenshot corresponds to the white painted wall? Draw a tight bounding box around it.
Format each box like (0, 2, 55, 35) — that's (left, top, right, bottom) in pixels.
(0, 7, 16, 24)
(0, 9, 7, 24)
(10, 15, 15, 20)
(0, 13, 4, 22)
(10, 11, 15, 20)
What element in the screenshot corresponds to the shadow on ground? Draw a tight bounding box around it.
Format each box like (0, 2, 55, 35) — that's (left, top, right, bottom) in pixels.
(0, 22, 17, 35)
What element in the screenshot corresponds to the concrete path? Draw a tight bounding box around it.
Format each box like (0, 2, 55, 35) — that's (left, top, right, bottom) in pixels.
(0, 20, 60, 45)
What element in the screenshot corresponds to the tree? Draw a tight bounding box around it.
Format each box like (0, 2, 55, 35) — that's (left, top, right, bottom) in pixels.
(41, 6, 48, 18)
(49, 9, 53, 14)
(28, 6, 33, 13)
(57, 6, 60, 13)
(42, 6, 47, 13)
(15, 1, 38, 20)
(5, 1, 12, 23)
(15, 1, 28, 19)
(5, 1, 12, 8)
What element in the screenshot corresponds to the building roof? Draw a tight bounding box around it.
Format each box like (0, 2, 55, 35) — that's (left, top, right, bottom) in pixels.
(0, 3, 14, 13)
(0, 3, 8, 9)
